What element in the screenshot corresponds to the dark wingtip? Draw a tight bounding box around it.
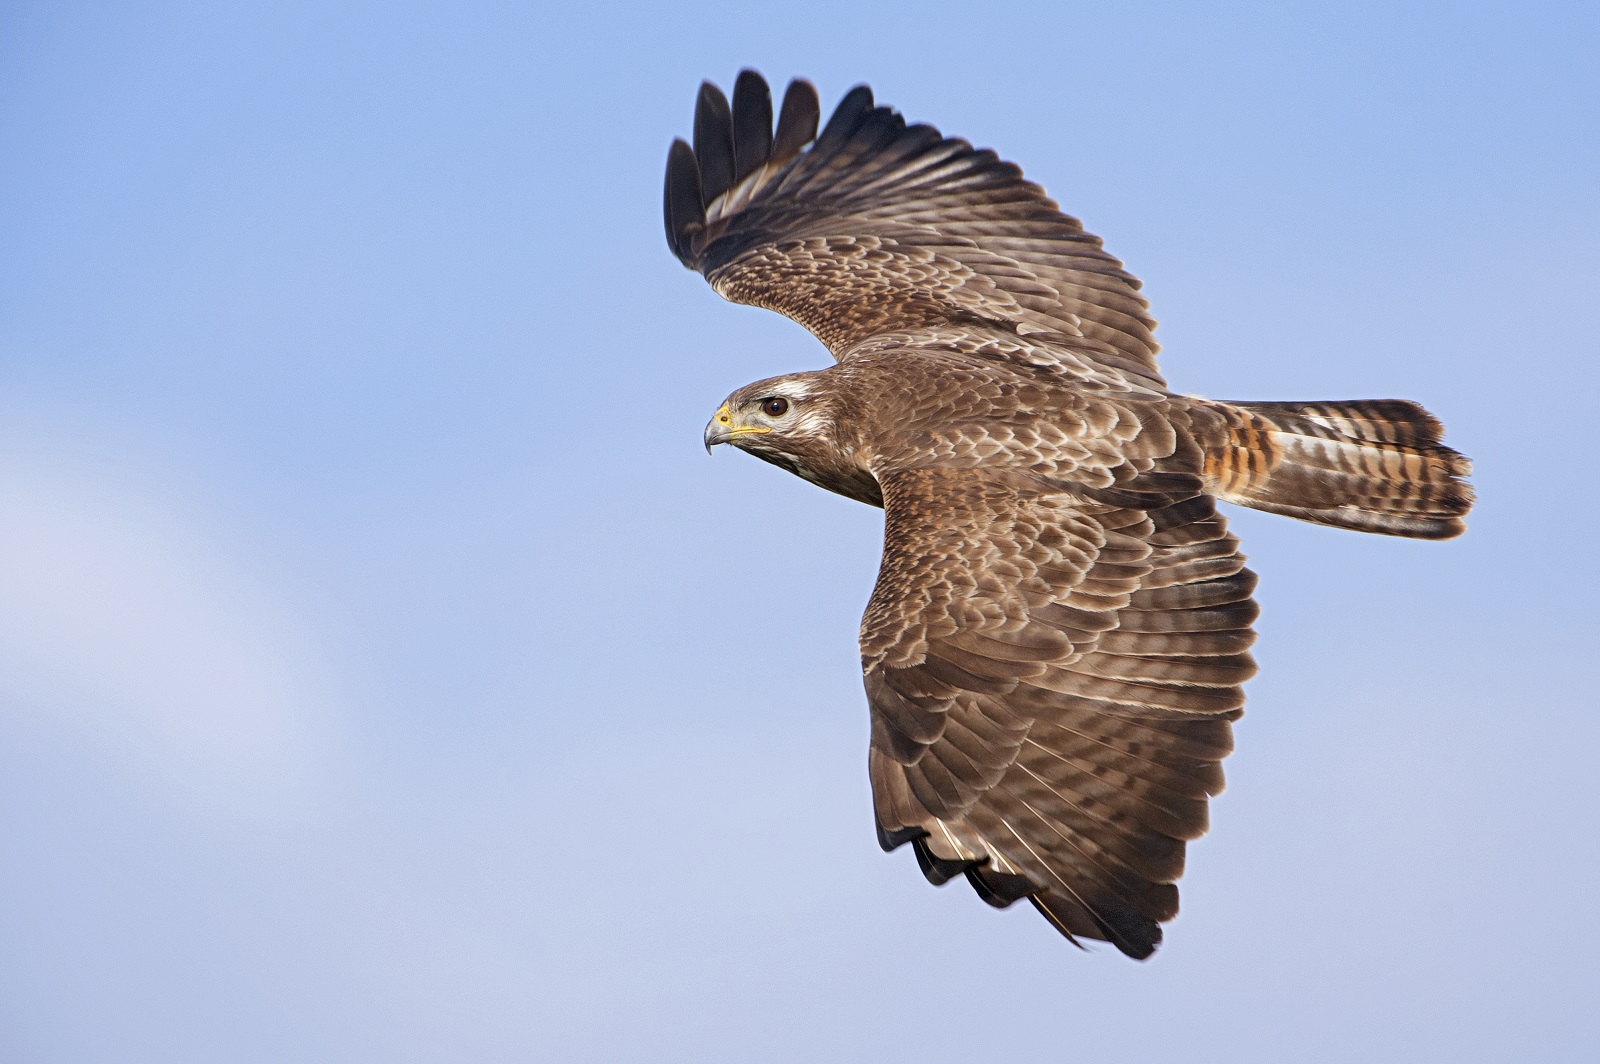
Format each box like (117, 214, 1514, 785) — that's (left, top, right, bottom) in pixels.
(772, 78, 821, 163)
(693, 80, 735, 207)
(1111, 923, 1161, 961)
(663, 137, 704, 265)
(964, 866, 1037, 909)
(1086, 900, 1163, 960)
(876, 822, 927, 853)
(731, 69, 774, 183)
(818, 83, 875, 145)
(1029, 892, 1162, 960)
(912, 837, 982, 886)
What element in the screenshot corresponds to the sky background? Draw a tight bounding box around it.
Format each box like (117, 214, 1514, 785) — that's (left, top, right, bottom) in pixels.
(2, 1, 1598, 1061)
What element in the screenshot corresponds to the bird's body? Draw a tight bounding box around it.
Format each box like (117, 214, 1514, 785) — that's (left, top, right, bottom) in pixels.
(670, 72, 1472, 959)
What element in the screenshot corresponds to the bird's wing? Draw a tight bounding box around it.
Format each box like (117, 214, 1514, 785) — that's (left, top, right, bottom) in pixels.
(862, 465, 1257, 958)
(664, 71, 1165, 392)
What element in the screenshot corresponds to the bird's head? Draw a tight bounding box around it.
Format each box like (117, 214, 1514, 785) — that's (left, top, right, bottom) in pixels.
(702, 373, 838, 460)
(702, 370, 878, 500)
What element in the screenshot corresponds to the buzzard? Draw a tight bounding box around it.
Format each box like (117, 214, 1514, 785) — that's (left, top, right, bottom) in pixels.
(666, 71, 1472, 959)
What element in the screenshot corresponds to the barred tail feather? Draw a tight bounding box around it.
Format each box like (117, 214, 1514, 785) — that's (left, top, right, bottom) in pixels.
(1199, 399, 1474, 539)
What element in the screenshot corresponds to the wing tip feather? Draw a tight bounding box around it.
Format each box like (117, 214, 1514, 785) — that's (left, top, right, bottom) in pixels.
(663, 137, 704, 265)
(773, 76, 821, 163)
(693, 80, 735, 207)
(731, 69, 774, 183)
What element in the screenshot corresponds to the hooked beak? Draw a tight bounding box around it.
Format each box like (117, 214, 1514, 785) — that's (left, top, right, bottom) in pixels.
(704, 403, 733, 454)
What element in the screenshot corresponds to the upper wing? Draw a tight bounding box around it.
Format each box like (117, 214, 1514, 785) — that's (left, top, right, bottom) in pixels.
(862, 466, 1257, 958)
(664, 71, 1165, 392)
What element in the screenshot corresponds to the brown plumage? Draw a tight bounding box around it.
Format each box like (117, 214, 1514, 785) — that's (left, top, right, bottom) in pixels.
(671, 71, 1473, 959)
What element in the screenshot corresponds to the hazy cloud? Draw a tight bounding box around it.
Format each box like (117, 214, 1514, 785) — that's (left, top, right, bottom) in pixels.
(0, 412, 335, 811)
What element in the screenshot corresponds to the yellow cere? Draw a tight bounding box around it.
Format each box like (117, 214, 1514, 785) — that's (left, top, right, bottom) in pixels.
(713, 403, 771, 436)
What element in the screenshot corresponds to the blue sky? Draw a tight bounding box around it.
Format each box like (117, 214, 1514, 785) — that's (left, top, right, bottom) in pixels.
(2, 2, 1597, 1061)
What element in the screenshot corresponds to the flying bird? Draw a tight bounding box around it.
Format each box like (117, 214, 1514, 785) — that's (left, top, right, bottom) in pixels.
(665, 71, 1473, 959)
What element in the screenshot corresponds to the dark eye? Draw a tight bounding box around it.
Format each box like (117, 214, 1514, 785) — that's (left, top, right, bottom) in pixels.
(761, 397, 790, 417)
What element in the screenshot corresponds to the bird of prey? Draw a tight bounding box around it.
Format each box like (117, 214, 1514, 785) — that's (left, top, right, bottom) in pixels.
(665, 70, 1473, 959)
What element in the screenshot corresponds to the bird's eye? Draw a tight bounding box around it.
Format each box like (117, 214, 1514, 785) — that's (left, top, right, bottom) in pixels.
(761, 397, 790, 417)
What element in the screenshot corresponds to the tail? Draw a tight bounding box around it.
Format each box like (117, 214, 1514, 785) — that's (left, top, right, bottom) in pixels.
(1195, 398, 1474, 539)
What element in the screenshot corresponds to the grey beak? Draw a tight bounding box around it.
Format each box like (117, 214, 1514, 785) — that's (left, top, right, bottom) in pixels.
(704, 403, 735, 454)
